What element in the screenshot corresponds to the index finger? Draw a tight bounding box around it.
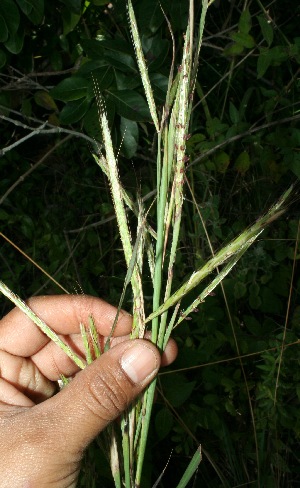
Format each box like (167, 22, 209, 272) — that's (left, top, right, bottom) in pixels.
(0, 295, 132, 357)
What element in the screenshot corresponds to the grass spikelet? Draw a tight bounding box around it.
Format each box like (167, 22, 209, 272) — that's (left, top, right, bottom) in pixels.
(92, 76, 145, 335)
(127, 0, 160, 133)
(0, 279, 85, 369)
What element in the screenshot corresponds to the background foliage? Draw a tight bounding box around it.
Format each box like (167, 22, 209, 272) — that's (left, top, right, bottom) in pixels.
(0, 0, 300, 486)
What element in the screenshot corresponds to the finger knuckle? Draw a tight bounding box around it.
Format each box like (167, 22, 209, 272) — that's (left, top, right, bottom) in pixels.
(86, 367, 130, 421)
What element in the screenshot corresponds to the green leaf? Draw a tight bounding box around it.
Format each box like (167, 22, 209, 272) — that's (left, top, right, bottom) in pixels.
(0, 0, 20, 35)
(60, 0, 82, 14)
(83, 98, 115, 140)
(161, 0, 189, 31)
(229, 101, 239, 124)
(238, 8, 252, 34)
(115, 71, 141, 90)
(95, 38, 133, 56)
(234, 151, 251, 174)
(91, 0, 109, 5)
(214, 151, 230, 173)
(24, 0, 44, 24)
(258, 14, 274, 47)
(80, 39, 104, 58)
(244, 315, 262, 336)
(103, 50, 137, 73)
(106, 89, 150, 121)
(234, 281, 247, 299)
(34, 91, 58, 111)
(15, 0, 32, 15)
(290, 152, 300, 179)
(50, 77, 89, 101)
(62, 10, 81, 36)
(257, 47, 271, 78)
(120, 117, 138, 158)
(230, 32, 255, 49)
(160, 374, 196, 407)
(150, 72, 168, 102)
(224, 42, 245, 57)
(269, 45, 289, 64)
(176, 447, 202, 488)
(4, 28, 24, 54)
(91, 66, 114, 90)
(145, 38, 169, 71)
(0, 15, 8, 42)
(137, 0, 164, 35)
(59, 98, 90, 124)
(0, 209, 10, 220)
(155, 407, 173, 441)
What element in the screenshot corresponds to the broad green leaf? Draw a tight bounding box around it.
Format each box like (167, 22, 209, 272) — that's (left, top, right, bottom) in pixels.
(50, 51, 63, 71)
(106, 89, 150, 121)
(137, 0, 164, 35)
(160, 374, 196, 407)
(234, 281, 247, 299)
(258, 14, 273, 47)
(60, 0, 82, 14)
(21, 98, 32, 117)
(83, 105, 103, 140)
(91, 0, 109, 5)
(214, 151, 230, 173)
(83, 96, 115, 139)
(234, 151, 251, 174)
(62, 11, 81, 36)
(229, 101, 239, 124)
(244, 315, 262, 336)
(238, 8, 252, 34)
(0, 15, 8, 42)
(80, 39, 105, 58)
(0, 0, 20, 35)
(149, 73, 168, 102)
(96, 38, 133, 56)
(0, 209, 10, 220)
(257, 47, 271, 78)
(231, 32, 255, 49)
(59, 98, 90, 124)
(77, 59, 110, 75)
(25, 0, 44, 24)
(161, 0, 189, 31)
(155, 408, 173, 441)
(4, 28, 24, 54)
(290, 152, 300, 178)
(50, 77, 89, 101)
(103, 50, 137, 73)
(145, 39, 169, 71)
(91, 66, 114, 90)
(224, 42, 244, 57)
(15, 0, 32, 15)
(115, 71, 141, 90)
(34, 91, 58, 111)
(269, 45, 289, 65)
(120, 117, 138, 158)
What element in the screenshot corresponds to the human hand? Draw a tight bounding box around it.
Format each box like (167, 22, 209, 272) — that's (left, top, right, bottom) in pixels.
(0, 295, 177, 487)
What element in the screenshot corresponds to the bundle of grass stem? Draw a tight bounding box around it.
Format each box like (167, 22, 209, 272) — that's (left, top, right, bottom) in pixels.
(0, 0, 294, 486)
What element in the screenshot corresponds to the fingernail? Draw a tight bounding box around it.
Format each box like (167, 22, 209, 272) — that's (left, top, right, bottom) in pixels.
(120, 343, 159, 385)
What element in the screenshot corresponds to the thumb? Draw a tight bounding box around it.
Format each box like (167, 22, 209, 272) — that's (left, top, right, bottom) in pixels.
(42, 339, 160, 454)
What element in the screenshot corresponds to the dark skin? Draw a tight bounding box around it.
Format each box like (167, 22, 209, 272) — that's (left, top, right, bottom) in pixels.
(0, 295, 178, 488)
